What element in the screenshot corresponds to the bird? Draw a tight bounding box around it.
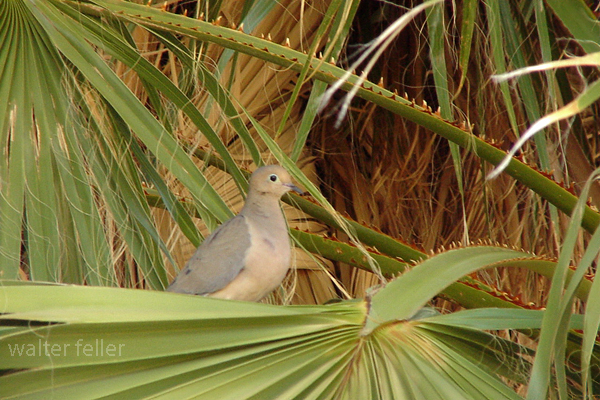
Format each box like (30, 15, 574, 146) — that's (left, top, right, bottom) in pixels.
(166, 165, 303, 301)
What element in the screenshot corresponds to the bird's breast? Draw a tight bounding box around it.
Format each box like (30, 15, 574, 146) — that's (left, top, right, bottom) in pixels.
(248, 226, 291, 266)
(243, 219, 291, 288)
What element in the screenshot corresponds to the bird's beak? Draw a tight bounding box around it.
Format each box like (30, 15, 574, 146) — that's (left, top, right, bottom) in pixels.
(285, 183, 305, 195)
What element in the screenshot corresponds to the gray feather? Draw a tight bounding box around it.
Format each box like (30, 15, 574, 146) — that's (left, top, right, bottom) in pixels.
(166, 165, 300, 301)
(166, 215, 251, 295)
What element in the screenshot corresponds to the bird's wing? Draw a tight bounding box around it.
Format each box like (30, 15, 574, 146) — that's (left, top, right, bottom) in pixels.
(166, 215, 251, 295)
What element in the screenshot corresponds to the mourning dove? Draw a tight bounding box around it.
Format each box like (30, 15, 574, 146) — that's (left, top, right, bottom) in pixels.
(167, 165, 303, 301)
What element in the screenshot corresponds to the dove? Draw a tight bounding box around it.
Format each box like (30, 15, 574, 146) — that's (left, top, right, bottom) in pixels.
(167, 165, 302, 301)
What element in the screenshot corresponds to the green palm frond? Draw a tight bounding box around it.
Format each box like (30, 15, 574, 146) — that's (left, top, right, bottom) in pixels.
(3, 0, 600, 397)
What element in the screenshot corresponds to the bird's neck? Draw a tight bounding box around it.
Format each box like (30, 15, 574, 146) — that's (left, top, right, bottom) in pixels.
(240, 192, 283, 221)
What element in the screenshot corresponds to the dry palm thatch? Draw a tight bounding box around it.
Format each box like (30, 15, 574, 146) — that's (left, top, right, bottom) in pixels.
(111, 0, 343, 304)
(105, 0, 600, 310)
(310, 0, 599, 307)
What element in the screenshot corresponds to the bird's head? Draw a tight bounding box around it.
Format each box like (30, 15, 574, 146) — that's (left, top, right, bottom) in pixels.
(249, 165, 303, 198)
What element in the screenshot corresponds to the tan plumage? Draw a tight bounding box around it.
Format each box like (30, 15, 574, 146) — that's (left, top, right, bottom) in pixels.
(167, 165, 302, 301)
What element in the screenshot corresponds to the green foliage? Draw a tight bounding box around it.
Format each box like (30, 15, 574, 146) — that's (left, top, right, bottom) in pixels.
(0, 253, 550, 399)
(2, 0, 600, 398)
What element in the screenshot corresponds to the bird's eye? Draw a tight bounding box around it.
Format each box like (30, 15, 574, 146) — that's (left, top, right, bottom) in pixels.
(269, 174, 278, 182)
